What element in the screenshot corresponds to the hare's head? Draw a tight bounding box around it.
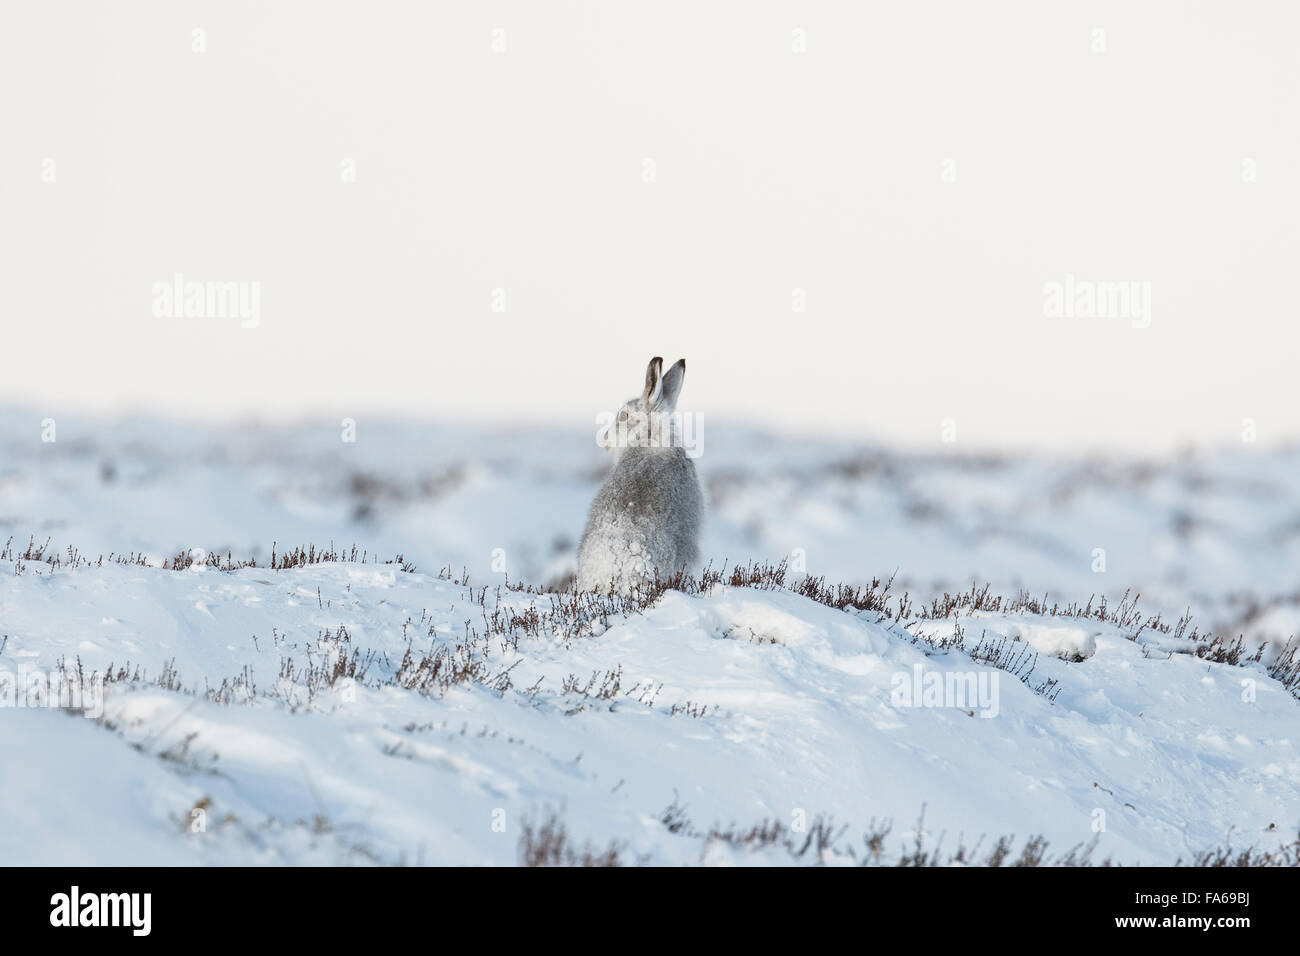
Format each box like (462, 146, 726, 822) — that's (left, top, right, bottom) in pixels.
(599, 356, 687, 457)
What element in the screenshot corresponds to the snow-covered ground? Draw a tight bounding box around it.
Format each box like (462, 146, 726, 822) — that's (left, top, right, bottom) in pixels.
(1, 409, 1298, 865)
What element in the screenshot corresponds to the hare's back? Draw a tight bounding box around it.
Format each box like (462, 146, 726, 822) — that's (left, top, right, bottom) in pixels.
(605, 447, 700, 523)
(578, 448, 702, 589)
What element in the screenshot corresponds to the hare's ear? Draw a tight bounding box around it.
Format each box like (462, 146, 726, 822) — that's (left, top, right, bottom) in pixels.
(658, 358, 686, 409)
(642, 356, 664, 407)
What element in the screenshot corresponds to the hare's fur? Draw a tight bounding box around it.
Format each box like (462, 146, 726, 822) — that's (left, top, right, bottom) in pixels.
(577, 357, 702, 594)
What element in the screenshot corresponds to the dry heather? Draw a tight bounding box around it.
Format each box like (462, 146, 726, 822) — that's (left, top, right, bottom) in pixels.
(11, 541, 1300, 708)
(524, 801, 1300, 867)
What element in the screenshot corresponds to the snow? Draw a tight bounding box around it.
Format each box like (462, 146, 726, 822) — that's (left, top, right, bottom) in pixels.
(1, 559, 1296, 866)
(0, 411, 1298, 864)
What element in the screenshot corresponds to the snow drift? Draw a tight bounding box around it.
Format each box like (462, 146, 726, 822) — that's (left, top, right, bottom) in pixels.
(1, 552, 1296, 866)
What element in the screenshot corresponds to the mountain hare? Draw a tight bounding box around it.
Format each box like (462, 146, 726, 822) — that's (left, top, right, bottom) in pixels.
(577, 356, 703, 594)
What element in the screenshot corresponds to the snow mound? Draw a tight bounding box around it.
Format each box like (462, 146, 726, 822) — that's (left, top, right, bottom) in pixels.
(0, 559, 1296, 865)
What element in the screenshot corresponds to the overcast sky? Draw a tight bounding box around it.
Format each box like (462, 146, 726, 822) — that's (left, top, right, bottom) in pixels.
(2, 2, 1297, 454)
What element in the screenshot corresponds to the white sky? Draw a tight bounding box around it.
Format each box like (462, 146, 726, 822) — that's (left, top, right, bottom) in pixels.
(2, 2, 1297, 453)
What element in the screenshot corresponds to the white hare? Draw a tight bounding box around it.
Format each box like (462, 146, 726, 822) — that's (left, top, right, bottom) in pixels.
(577, 356, 703, 594)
